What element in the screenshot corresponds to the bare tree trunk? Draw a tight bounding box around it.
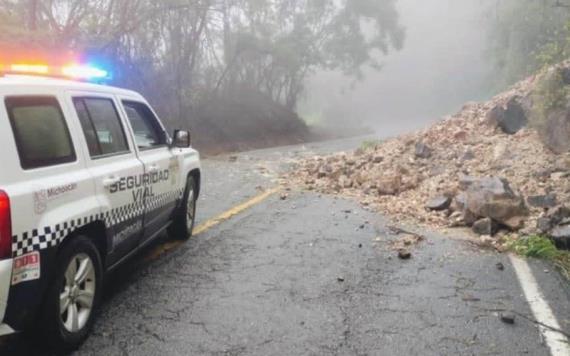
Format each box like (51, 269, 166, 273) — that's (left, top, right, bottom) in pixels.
(28, 0, 38, 31)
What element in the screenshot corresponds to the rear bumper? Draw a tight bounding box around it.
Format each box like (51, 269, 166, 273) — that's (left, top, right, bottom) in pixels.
(0, 259, 14, 335)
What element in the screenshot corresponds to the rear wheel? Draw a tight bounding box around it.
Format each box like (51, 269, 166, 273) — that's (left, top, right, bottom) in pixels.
(169, 176, 197, 240)
(41, 236, 102, 352)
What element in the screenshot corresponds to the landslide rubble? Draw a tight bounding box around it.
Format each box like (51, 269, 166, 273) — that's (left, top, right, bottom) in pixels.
(288, 65, 570, 249)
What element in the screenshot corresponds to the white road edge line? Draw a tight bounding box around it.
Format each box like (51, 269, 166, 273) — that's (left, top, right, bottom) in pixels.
(509, 254, 570, 356)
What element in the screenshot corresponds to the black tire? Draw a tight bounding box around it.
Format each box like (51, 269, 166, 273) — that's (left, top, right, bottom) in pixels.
(40, 236, 103, 353)
(169, 175, 197, 240)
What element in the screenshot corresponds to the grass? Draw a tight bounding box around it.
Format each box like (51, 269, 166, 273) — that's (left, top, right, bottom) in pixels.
(360, 139, 383, 150)
(507, 235, 570, 279)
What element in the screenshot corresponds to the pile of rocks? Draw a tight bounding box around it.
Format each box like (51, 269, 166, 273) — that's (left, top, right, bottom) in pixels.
(289, 67, 570, 248)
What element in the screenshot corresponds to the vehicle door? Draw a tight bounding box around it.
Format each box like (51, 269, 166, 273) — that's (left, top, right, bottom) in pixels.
(117, 98, 179, 246)
(67, 93, 145, 267)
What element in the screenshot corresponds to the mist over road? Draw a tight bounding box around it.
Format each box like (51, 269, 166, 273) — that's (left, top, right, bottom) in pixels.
(303, 0, 495, 136)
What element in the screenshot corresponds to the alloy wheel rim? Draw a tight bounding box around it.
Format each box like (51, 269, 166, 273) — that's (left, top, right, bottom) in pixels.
(186, 188, 195, 230)
(60, 253, 96, 333)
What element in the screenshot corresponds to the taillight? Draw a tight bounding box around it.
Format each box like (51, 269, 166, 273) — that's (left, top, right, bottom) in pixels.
(0, 190, 12, 260)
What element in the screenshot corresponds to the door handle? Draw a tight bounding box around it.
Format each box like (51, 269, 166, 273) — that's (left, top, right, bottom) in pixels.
(102, 176, 121, 189)
(148, 165, 160, 173)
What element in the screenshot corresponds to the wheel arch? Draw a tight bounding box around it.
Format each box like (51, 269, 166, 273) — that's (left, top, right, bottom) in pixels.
(59, 221, 108, 267)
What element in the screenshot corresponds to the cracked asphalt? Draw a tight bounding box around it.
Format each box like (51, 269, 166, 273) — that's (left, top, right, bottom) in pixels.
(2, 137, 570, 355)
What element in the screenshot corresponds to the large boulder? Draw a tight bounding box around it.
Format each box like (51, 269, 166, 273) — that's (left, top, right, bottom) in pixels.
(537, 217, 554, 233)
(539, 108, 570, 154)
(425, 196, 451, 211)
(527, 193, 558, 209)
(414, 142, 433, 159)
(550, 225, 570, 250)
(545, 205, 570, 225)
(377, 174, 402, 196)
(461, 177, 528, 230)
(534, 205, 570, 250)
(486, 96, 528, 134)
(472, 217, 498, 236)
(450, 193, 479, 226)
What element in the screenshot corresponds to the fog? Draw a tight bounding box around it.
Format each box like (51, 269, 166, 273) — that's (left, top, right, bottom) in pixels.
(0, 0, 509, 153)
(301, 0, 496, 136)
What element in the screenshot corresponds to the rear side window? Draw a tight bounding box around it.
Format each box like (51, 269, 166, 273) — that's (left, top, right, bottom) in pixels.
(122, 101, 166, 150)
(73, 97, 129, 157)
(5, 96, 76, 170)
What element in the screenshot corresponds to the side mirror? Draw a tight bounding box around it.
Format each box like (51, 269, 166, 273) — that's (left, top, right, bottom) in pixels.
(172, 129, 191, 148)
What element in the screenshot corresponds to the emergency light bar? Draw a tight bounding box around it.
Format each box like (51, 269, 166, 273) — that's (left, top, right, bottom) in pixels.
(0, 62, 110, 82)
(61, 65, 109, 80)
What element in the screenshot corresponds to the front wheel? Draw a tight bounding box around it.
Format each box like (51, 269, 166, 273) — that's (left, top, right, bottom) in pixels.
(41, 236, 102, 352)
(169, 176, 197, 240)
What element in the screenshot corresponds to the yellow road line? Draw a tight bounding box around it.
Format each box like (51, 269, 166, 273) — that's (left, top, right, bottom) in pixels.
(193, 187, 279, 235)
(145, 187, 279, 261)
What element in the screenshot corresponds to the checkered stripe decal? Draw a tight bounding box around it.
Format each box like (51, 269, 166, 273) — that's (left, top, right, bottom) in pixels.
(146, 190, 182, 212)
(12, 188, 185, 257)
(103, 201, 145, 227)
(12, 215, 103, 257)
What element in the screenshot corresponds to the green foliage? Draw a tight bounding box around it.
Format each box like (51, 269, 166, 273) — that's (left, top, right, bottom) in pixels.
(360, 139, 383, 150)
(528, 67, 570, 153)
(536, 20, 570, 67)
(530, 68, 570, 129)
(508, 235, 559, 258)
(508, 235, 570, 279)
(222, 0, 405, 108)
(322, 0, 404, 76)
(488, 0, 570, 88)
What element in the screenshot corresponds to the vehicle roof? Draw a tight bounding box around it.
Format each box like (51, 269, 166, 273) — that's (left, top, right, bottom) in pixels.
(0, 75, 142, 98)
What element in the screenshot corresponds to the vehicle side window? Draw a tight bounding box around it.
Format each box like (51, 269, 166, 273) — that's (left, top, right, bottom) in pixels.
(5, 96, 76, 170)
(122, 101, 167, 150)
(73, 97, 129, 157)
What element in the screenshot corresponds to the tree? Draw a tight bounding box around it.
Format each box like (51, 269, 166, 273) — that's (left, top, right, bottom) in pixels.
(0, 0, 405, 124)
(215, 0, 405, 109)
(488, 0, 570, 88)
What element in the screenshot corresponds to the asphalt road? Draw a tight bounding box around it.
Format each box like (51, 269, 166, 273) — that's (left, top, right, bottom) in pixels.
(2, 137, 570, 355)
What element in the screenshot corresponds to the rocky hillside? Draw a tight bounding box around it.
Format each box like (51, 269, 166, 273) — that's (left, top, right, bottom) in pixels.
(289, 63, 570, 250)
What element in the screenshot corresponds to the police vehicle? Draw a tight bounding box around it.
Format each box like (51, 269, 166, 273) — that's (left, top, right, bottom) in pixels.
(0, 63, 201, 350)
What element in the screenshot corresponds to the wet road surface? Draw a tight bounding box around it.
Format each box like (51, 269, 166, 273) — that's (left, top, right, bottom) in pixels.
(2, 137, 570, 355)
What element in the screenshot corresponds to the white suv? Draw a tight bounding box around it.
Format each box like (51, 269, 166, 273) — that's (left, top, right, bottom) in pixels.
(0, 75, 201, 350)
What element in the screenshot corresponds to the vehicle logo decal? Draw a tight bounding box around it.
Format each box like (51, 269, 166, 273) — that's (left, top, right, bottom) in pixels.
(33, 183, 78, 215)
(33, 189, 48, 215)
(46, 183, 78, 198)
(112, 221, 143, 249)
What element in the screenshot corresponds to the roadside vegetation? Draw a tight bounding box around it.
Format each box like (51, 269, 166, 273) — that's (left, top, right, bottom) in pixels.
(527, 65, 570, 154)
(507, 235, 570, 280)
(360, 139, 384, 151)
(489, 0, 570, 90)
